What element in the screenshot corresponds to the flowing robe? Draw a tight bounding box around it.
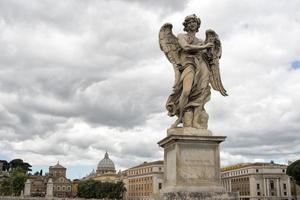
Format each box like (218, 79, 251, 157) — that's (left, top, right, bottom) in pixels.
(166, 33, 211, 117)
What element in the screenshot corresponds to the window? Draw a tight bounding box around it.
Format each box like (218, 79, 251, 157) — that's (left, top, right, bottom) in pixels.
(284, 192, 287, 196)
(257, 183, 260, 190)
(282, 169, 285, 173)
(257, 192, 260, 196)
(158, 183, 162, 190)
(271, 192, 275, 196)
(256, 169, 259, 173)
(283, 183, 287, 190)
(270, 180, 274, 190)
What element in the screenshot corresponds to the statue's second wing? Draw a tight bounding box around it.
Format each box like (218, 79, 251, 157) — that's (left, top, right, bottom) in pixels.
(159, 23, 181, 86)
(204, 29, 228, 96)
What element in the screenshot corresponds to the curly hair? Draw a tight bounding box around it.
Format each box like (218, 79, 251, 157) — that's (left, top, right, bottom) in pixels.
(183, 14, 201, 32)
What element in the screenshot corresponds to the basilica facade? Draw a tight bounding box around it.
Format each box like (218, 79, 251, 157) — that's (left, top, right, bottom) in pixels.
(84, 152, 121, 183)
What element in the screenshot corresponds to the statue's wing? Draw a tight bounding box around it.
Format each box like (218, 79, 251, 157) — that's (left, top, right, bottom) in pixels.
(159, 23, 181, 86)
(204, 29, 228, 96)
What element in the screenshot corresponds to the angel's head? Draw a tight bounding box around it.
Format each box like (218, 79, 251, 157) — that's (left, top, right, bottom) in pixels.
(183, 14, 201, 33)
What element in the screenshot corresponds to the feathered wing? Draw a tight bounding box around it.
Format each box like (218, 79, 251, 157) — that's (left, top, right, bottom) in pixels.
(159, 23, 181, 87)
(204, 29, 228, 96)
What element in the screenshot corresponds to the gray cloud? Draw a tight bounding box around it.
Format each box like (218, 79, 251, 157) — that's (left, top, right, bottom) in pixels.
(0, 0, 172, 140)
(0, 0, 300, 174)
(117, 0, 187, 14)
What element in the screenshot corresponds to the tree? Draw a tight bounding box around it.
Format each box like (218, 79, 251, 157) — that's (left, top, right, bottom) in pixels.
(0, 178, 11, 196)
(9, 159, 32, 172)
(114, 181, 126, 199)
(0, 160, 9, 171)
(78, 180, 126, 199)
(77, 179, 96, 198)
(0, 167, 27, 196)
(287, 159, 300, 185)
(11, 168, 27, 196)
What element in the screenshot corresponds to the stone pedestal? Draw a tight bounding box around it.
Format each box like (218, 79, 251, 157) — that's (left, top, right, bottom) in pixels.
(158, 128, 238, 200)
(24, 179, 31, 196)
(46, 178, 53, 197)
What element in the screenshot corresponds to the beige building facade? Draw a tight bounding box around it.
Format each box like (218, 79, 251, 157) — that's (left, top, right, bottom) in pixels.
(24, 162, 72, 197)
(49, 162, 72, 197)
(28, 175, 47, 196)
(221, 162, 295, 200)
(123, 160, 163, 200)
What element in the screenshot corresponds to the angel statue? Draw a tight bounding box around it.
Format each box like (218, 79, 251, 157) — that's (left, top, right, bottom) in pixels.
(159, 14, 227, 129)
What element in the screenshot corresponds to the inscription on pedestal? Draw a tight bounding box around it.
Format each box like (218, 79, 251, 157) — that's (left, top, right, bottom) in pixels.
(158, 133, 235, 198)
(178, 144, 218, 184)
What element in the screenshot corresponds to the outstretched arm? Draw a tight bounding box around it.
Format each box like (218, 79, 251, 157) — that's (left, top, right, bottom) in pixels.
(178, 34, 213, 51)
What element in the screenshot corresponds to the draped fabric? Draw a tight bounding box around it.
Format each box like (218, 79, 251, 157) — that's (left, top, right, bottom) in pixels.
(166, 34, 211, 117)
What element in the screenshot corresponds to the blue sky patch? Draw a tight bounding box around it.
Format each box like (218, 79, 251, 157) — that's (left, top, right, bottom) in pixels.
(0, 155, 8, 160)
(31, 165, 94, 180)
(291, 60, 300, 70)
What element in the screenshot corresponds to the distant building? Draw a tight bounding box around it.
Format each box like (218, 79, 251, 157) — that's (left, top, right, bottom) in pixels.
(29, 174, 47, 196)
(221, 162, 293, 200)
(49, 162, 72, 197)
(123, 160, 164, 200)
(71, 179, 80, 197)
(84, 152, 121, 183)
(25, 161, 72, 197)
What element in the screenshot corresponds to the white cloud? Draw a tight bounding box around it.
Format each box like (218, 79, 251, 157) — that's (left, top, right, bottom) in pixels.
(0, 0, 299, 178)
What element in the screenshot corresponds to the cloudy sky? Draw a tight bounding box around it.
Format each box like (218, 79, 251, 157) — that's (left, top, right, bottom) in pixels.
(0, 0, 300, 179)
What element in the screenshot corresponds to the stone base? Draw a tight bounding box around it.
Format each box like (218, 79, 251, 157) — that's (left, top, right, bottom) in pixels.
(162, 191, 239, 200)
(158, 128, 239, 200)
(167, 127, 212, 136)
(158, 129, 226, 189)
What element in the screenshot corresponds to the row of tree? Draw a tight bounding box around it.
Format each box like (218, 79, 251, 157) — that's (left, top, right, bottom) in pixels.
(77, 180, 126, 199)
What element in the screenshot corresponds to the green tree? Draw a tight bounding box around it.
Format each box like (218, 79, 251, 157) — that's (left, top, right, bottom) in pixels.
(10, 167, 27, 196)
(114, 181, 126, 199)
(77, 180, 126, 199)
(78, 179, 96, 198)
(0, 160, 9, 171)
(0, 178, 11, 196)
(9, 159, 32, 172)
(287, 159, 300, 185)
(0, 167, 27, 196)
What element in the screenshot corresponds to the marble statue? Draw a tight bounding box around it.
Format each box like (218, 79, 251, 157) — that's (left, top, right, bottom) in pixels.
(159, 14, 227, 129)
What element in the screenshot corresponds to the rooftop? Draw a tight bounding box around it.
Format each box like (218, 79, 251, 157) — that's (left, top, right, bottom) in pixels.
(128, 160, 163, 170)
(221, 162, 287, 172)
(49, 161, 66, 169)
(97, 152, 115, 172)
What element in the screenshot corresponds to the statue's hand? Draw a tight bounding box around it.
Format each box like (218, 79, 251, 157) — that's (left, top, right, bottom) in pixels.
(204, 42, 214, 49)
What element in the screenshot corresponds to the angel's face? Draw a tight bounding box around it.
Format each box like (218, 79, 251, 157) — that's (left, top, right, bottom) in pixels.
(187, 20, 199, 32)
